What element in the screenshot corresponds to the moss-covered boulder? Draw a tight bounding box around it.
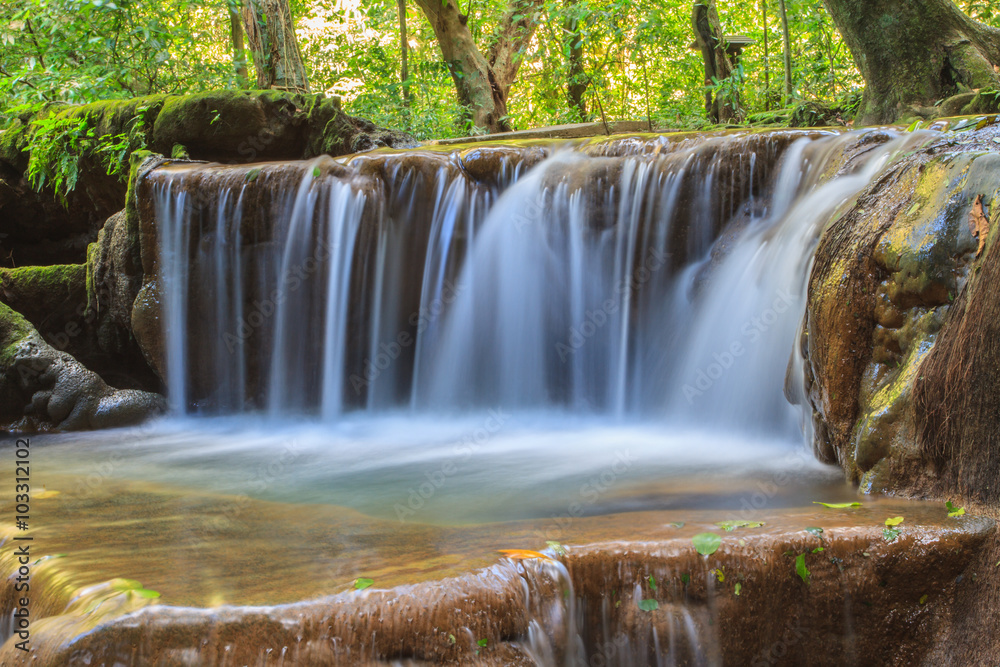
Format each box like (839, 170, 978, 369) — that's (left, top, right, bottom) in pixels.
(803, 125, 1000, 500)
(0, 91, 416, 268)
(0, 301, 164, 430)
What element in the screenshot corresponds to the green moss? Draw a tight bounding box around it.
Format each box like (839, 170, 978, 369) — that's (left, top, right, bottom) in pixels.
(0, 264, 88, 334)
(0, 300, 33, 366)
(151, 90, 313, 158)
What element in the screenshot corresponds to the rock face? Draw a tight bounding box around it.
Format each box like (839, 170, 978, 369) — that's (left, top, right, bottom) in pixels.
(0, 91, 416, 430)
(0, 301, 165, 430)
(803, 123, 1000, 501)
(0, 91, 417, 268)
(0, 509, 991, 665)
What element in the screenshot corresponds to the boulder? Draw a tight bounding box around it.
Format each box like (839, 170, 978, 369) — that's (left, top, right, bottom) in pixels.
(0, 300, 165, 430)
(0, 91, 417, 268)
(802, 125, 1000, 500)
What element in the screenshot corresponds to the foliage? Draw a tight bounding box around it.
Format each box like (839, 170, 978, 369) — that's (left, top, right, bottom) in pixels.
(794, 552, 810, 584)
(23, 105, 148, 204)
(692, 532, 721, 555)
(946, 500, 966, 517)
(0, 0, 243, 109)
(4, 0, 1000, 141)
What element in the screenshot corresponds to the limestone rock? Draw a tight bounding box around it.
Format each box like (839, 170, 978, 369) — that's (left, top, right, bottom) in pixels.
(0, 301, 164, 430)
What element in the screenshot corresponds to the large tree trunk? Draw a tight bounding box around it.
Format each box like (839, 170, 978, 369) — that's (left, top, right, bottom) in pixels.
(761, 0, 770, 110)
(397, 0, 411, 107)
(778, 0, 792, 103)
(565, 6, 588, 119)
(228, 1, 249, 85)
(823, 0, 1000, 124)
(692, 0, 742, 123)
(240, 0, 310, 93)
(414, 0, 542, 133)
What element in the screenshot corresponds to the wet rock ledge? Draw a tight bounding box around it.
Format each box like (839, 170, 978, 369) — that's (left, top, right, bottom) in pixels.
(0, 507, 991, 665)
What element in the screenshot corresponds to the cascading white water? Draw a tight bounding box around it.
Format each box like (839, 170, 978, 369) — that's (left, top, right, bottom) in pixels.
(152, 129, 930, 441)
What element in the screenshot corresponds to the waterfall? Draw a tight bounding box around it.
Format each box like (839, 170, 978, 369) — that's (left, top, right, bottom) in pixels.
(150, 129, 928, 439)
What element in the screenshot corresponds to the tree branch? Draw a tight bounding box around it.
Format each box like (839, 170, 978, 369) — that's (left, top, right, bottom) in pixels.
(487, 0, 544, 90)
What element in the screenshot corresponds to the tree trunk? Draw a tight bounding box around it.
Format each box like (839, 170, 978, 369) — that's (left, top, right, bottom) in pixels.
(778, 0, 792, 103)
(822, 0, 1000, 124)
(240, 0, 310, 93)
(761, 0, 770, 110)
(565, 6, 587, 119)
(692, 0, 741, 123)
(228, 1, 249, 85)
(414, 0, 542, 133)
(397, 0, 411, 107)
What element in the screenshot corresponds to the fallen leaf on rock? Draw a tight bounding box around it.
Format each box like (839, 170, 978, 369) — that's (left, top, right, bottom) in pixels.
(969, 194, 990, 257)
(498, 549, 553, 561)
(885, 516, 904, 527)
(715, 520, 765, 531)
(946, 500, 966, 517)
(692, 532, 722, 555)
(795, 554, 810, 584)
(546, 541, 567, 556)
(813, 502, 862, 509)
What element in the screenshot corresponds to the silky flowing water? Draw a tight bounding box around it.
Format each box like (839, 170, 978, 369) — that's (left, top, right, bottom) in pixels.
(0, 128, 953, 664)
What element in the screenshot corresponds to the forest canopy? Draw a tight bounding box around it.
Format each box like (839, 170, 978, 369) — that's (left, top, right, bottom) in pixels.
(2, 0, 1000, 139)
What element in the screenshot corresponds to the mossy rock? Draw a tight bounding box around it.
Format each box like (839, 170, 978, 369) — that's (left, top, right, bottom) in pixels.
(0, 299, 164, 430)
(151, 90, 316, 161)
(0, 264, 87, 337)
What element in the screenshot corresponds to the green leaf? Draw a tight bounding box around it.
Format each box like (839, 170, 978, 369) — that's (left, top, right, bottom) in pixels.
(477, 638, 488, 647)
(111, 578, 143, 592)
(354, 577, 374, 590)
(448, 633, 456, 644)
(812, 547, 825, 553)
(715, 520, 765, 532)
(680, 573, 690, 585)
(946, 501, 966, 517)
(246, 167, 262, 183)
(734, 582, 742, 596)
(805, 527, 824, 537)
(883, 527, 901, 542)
(312, 166, 321, 178)
(919, 594, 928, 605)
(647, 575, 657, 590)
(795, 553, 810, 584)
(546, 540, 567, 556)
(813, 502, 862, 509)
(692, 532, 722, 556)
(133, 588, 161, 599)
(638, 599, 659, 611)
(884, 516, 904, 527)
